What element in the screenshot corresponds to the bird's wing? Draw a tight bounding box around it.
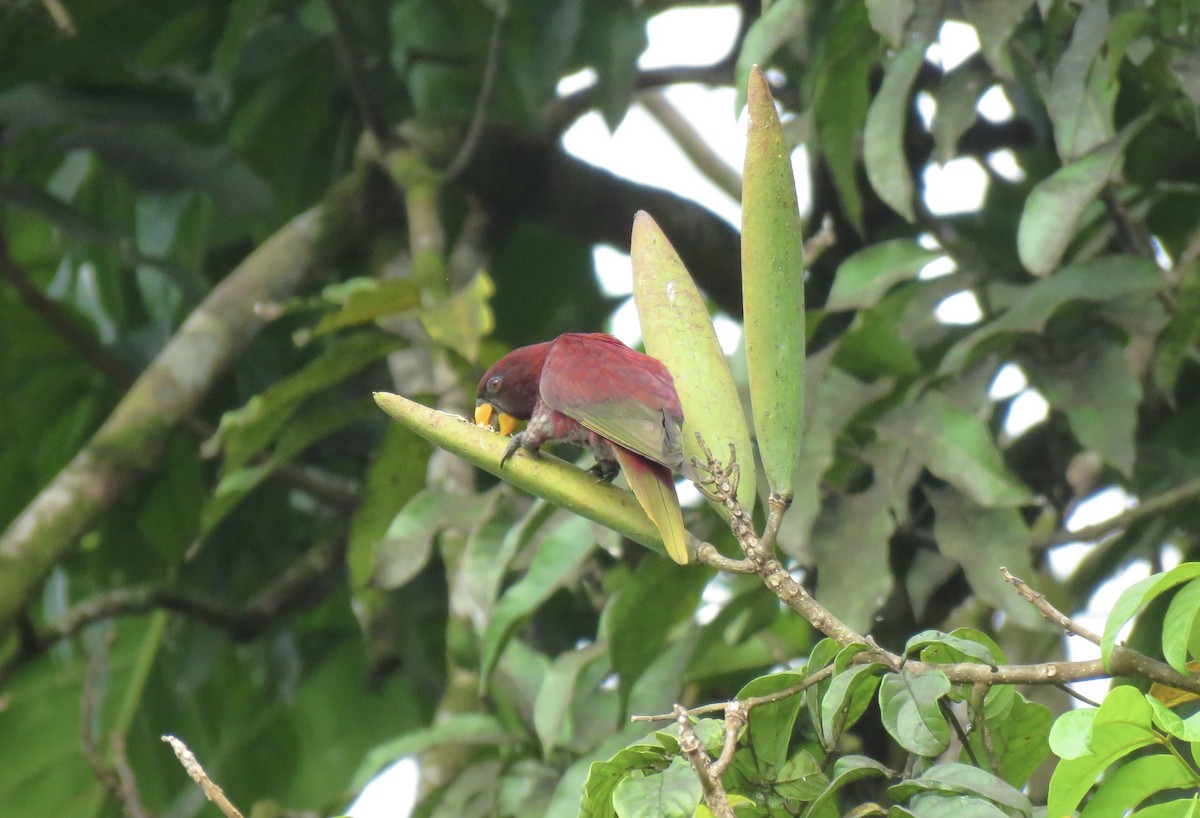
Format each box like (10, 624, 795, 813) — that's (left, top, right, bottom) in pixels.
(540, 334, 684, 470)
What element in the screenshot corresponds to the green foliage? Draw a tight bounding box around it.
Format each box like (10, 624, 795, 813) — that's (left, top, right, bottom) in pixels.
(7, 1, 1200, 818)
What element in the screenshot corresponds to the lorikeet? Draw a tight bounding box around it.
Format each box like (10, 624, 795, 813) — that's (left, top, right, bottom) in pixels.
(474, 333, 690, 564)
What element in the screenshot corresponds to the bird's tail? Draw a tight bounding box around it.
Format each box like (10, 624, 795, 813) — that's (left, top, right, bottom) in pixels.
(612, 445, 688, 564)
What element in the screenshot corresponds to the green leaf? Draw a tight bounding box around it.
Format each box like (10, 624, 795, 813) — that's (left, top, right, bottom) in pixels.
(906, 629, 1002, 665)
(630, 211, 756, 512)
(960, 0, 1033, 78)
(1101, 564, 1200, 668)
(812, 483, 897, 633)
(1017, 122, 1145, 276)
(348, 424, 431, 589)
(1129, 797, 1200, 818)
(931, 64, 986, 164)
(736, 671, 806, 779)
(1047, 686, 1158, 818)
(863, 39, 928, 222)
(351, 714, 513, 790)
(1162, 578, 1200, 674)
(742, 66, 806, 497)
(821, 663, 886, 746)
(775, 750, 829, 802)
(210, 332, 404, 473)
(735, 0, 808, 108)
(612, 757, 702, 818)
(925, 486, 1043, 630)
(899, 792, 1014, 818)
(800, 755, 892, 818)
(481, 514, 598, 690)
(373, 392, 666, 555)
(1080, 754, 1197, 818)
(1147, 696, 1200, 742)
(605, 558, 709, 714)
(964, 696, 1052, 789)
(313, 277, 421, 335)
(865, 0, 914, 46)
(878, 391, 1032, 507)
(811, 3, 875, 232)
(878, 671, 953, 757)
(373, 488, 493, 591)
(826, 240, 943, 312)
(418, 270, 496, 363)
(889, 763, 1031, 817)
(940, 255, 1164, 373)
(1045, 0, 1115, 161)
(1022, 337, 1141, 476)
(535, 643, 607, 759)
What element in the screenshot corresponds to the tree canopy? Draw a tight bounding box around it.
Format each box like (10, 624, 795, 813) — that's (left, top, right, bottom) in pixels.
(4, 2, 1200, 818)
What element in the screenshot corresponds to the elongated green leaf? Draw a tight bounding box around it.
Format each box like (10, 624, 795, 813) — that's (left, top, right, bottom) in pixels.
(775, 750, 828, 801)
(939, 255, 1164, 374)
(735, 0, 807, 109)
(1017, 118, 1146, 275)
(605, 557, 709, 713)
(926, 486, 1043, 629)
(1163, 578, 1200, 674)
(889, 763, 1031, 818)
(878, 670, 952, 757)
(742, 66, 806, 497)
(821, 663, 886, 746)
(878, 392, 1032, 507)
(1102, 564, 1200, 668)
(373, 392, 665, 554)
(863, 39, 927, 222)
(1047, 687, 1157, 818)
(480, 515, 597, 690)
(826, 240, 943, 312)
(1080, 754, 1196, 818)
(737, 671, 806, 779)
(351, 713, 513, 790)
(630, 211, 755, 511)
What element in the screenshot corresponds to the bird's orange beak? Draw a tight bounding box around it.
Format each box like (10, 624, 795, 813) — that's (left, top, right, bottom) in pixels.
(475, 403, 519, 436)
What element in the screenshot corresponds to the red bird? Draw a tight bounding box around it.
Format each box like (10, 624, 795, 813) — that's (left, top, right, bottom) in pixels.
(474, 333, 690, 564)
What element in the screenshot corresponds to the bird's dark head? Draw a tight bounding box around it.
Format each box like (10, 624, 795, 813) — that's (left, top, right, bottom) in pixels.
(474, 341, 552, 435)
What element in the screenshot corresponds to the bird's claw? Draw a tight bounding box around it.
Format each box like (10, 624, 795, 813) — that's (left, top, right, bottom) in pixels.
(588, 460, 620, 484)
(500, 433, 540, 468)
(500, 434, 523, 468)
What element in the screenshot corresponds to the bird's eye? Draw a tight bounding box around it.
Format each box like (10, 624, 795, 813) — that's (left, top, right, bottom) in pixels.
(488, 375, 502, 392)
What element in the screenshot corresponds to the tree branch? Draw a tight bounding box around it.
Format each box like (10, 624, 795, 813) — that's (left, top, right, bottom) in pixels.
(639, 90, 741, 201)
(691, 438, 1200, 696)
(0, 207, 326, 637)
(1032, 476, 1200, 551)
(443, 1, 509, 183)
(0, 536, 345, 683)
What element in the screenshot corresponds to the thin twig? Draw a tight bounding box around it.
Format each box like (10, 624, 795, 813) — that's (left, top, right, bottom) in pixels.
(939, 698, 978, 766)
(325, 0, 392, 146)
(1057, 683, 1101, 708)
(162, 735, 245, 818)
(0, 232, 135, 388)
(443, 1, 508, 183)
(639, 90, 741, 201)
(111, 734, 154, 818)
(632, 665, 835, 723)
(547, 62, 735, 134)
(692, 437, 1200, 696)
(1001, 567, 1101, 644)
(1032, 476, 1200, 550)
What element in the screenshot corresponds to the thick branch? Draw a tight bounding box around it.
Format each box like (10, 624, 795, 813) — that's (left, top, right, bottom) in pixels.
(0, 208, 325, 637)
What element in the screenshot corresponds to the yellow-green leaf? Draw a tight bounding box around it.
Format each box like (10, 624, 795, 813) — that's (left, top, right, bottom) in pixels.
(742, 66, 806, 497)
(372, 392, 669, 557)
(630, 212, 756, 512)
